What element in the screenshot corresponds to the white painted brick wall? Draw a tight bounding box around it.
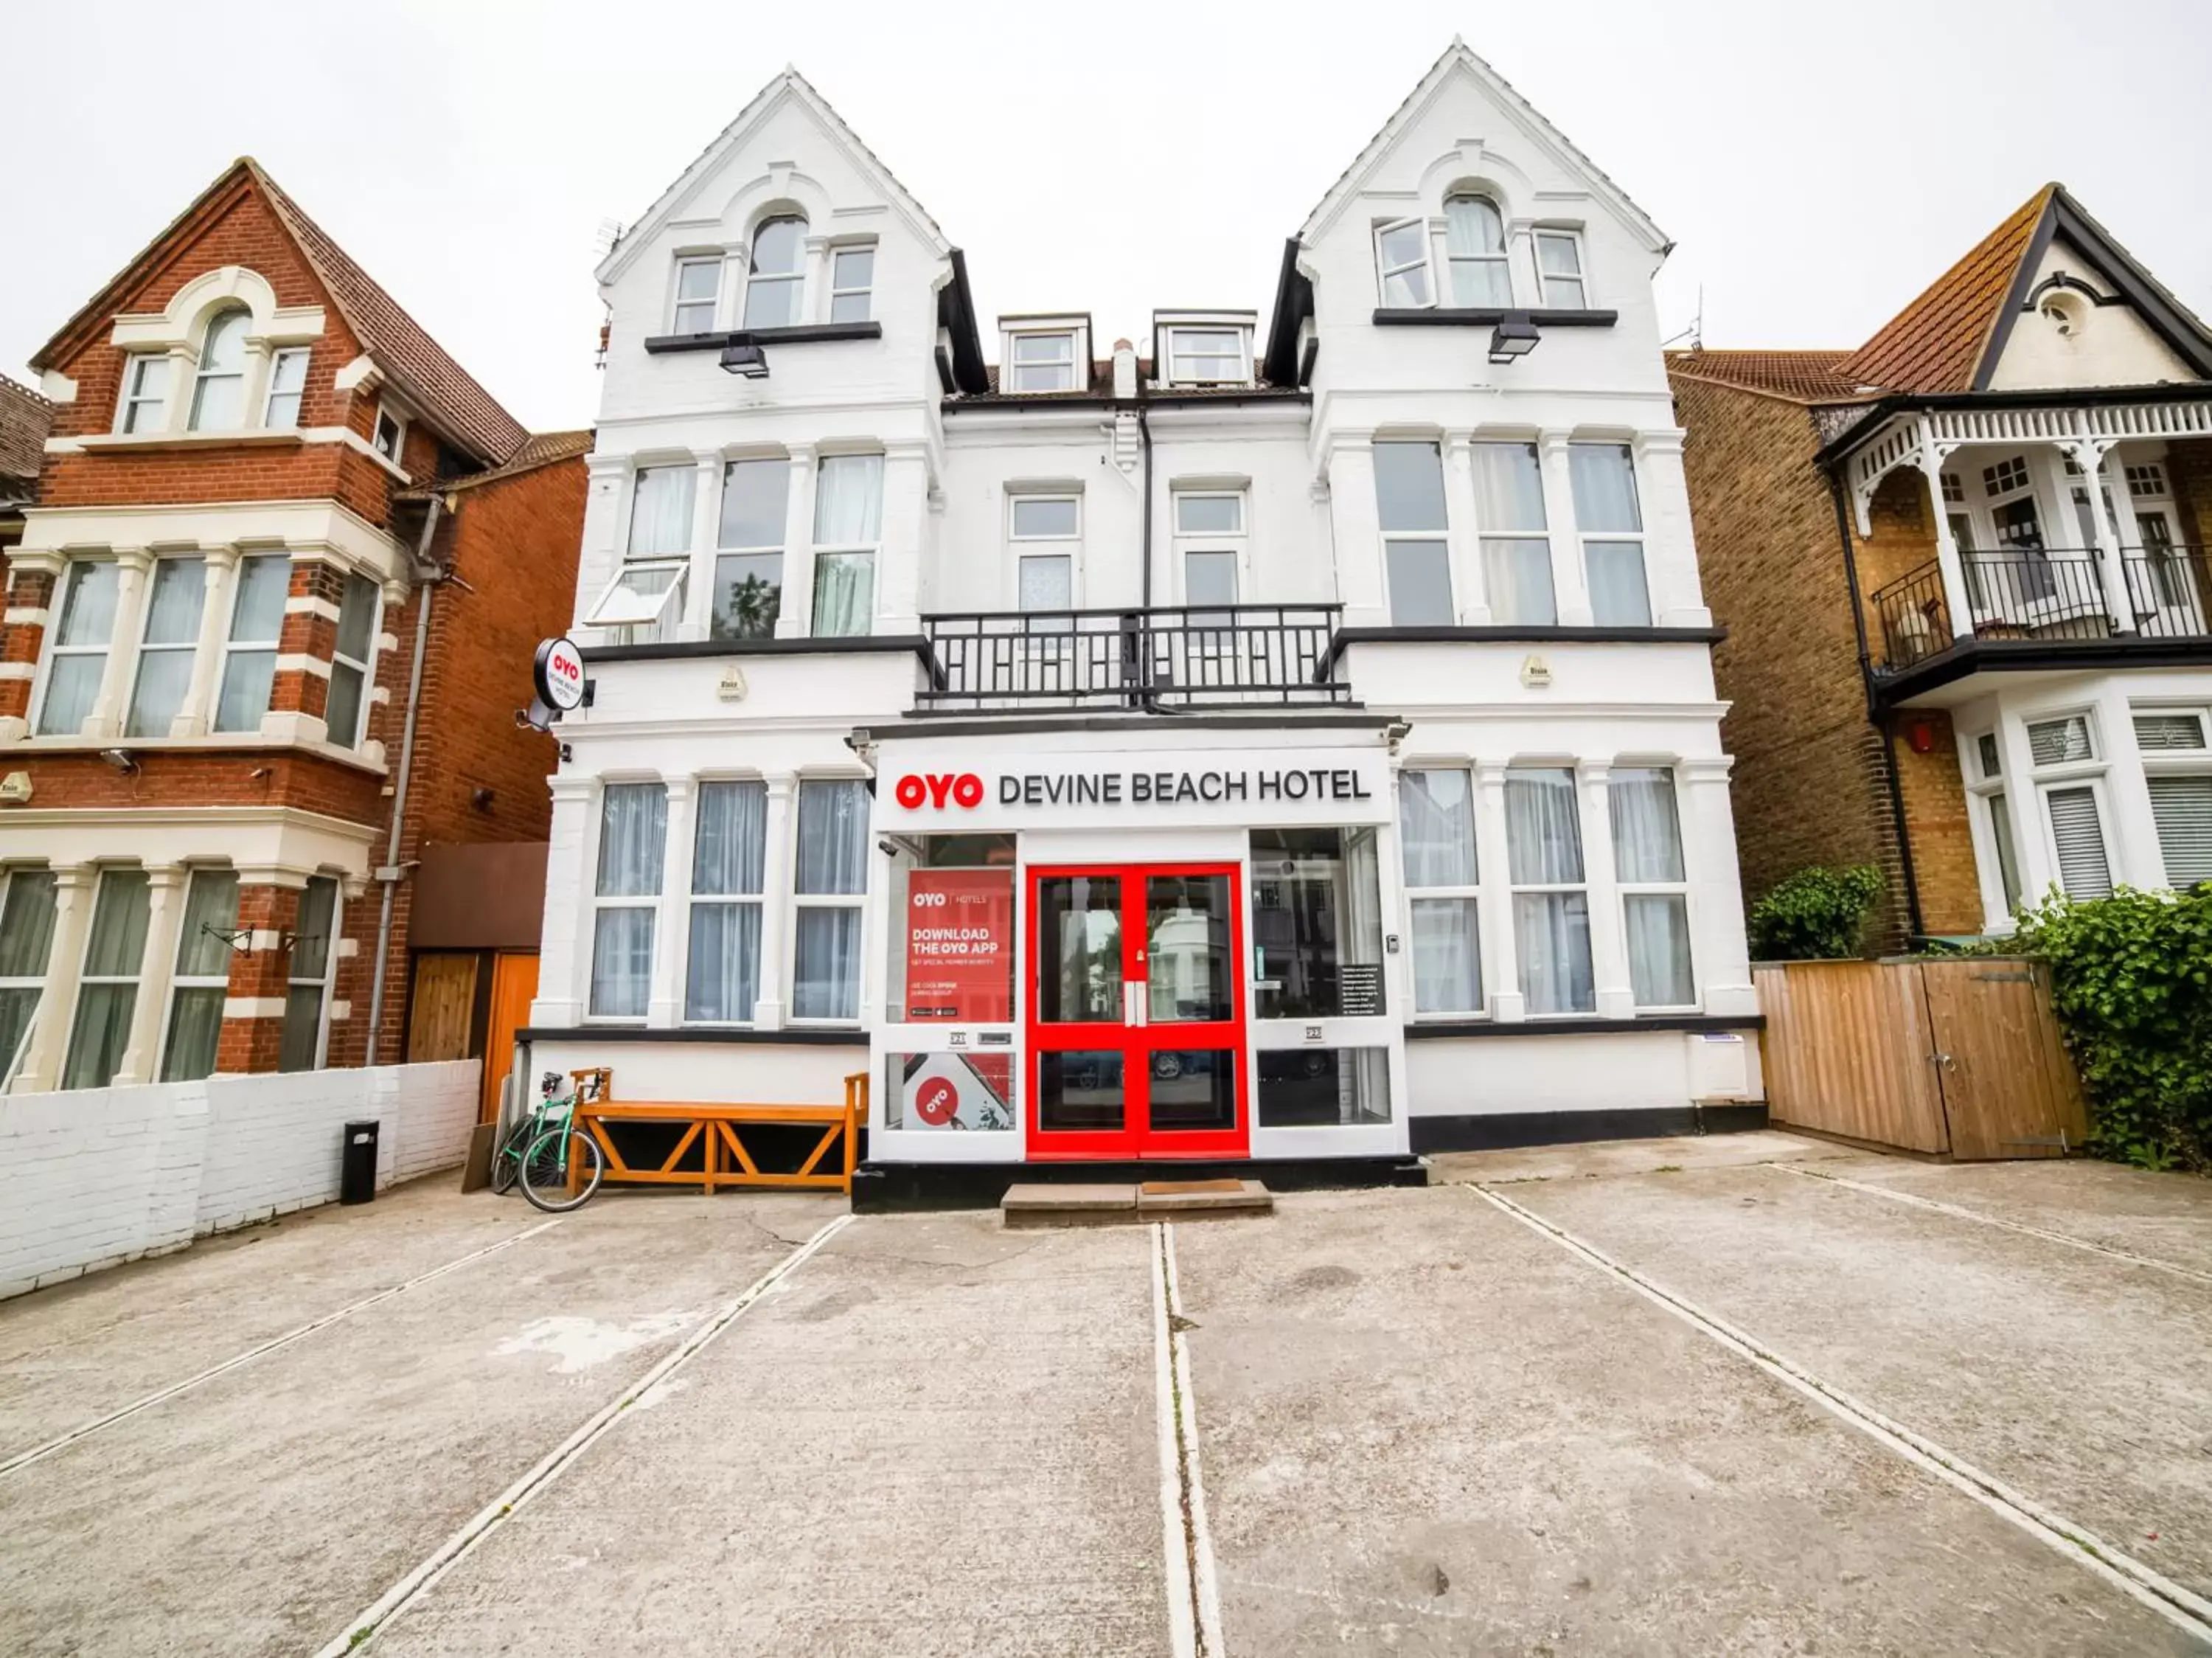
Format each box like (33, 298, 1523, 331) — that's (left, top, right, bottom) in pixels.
(0, 1059, 480, 1300)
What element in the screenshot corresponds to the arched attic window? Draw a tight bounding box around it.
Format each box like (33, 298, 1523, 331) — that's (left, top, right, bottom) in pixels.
(1444, 195, 1511, 308)
(743, 215, 807, 329)
(188, 307, 250, 431)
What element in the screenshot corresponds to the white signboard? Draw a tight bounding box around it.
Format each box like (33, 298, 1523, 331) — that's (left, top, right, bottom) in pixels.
(878, 746, 1394, 831)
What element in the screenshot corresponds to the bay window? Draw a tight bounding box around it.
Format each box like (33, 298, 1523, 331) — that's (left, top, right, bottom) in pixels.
(811, 454, 882, 638)
(162, 869, 238, 1082)
(793, 780, 867, 1021)
(686, 780, 768, 1022)
(63, 867, 152, 1090)
(0, 869, 59, 1080)
(1505, 768, 1594, 1014)
(215, 554, 289, 732)
(37, 561, 121, 737)
(1569, 443, 1650, 625)
(1472, 440, 1556, 624)
(713, 459, 787, 639)
(742, 215, 806, 329)
(188, 308, 248, 431)
(1373, 440, 1453, 625)
(1610, 768, 1694, 1007)
(2028, 714, 2113, 899)
(126, 556, 208, 738)
(324, 573, 379, 747)
(2136, 709, 2212, 889)
(1965, 730, 2023, 920)
(1398, 769, 1481, 1015)
(589, 783, 667, 1019)
(280, 875, 338, 1072)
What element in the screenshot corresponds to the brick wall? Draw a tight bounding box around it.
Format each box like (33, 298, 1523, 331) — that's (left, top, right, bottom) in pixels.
(1669, 370, 1914, 948)
(1888, 711, 1983, 934)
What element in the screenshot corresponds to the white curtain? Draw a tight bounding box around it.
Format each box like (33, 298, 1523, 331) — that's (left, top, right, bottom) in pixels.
(1514, 892, 1594, 1014)
(1471, 443, 1547, 531)
(796, 780, 868, 893)
(1484, 539, 1557, 626)
(627, 467, 696, 557)
(793, 909, 860, 1020)
(142, 557, 206, 644)
(812, 554, 874, 637)
(813, 454, 883, 544)
(215, 554, 288, 733)
(1624, 895, 1693, 1007)
(1505, 769, 1584, 884)
(128, 558, 204, 736)
(162, 869, 239, 1083)
(1398, 770, 1476, 887)
(596, 784, 668, 896)
(1585, 542, 1650, 626)
(1608, 769, 1684, 881)
(686, 904, 760, 1023)
(1410, 897, 1481, 1013)
(1569, 444, 1642, 533)
(0, 870, 58, 1079)
(63, 869, 151, 1089)
(693, 781, 767, 893)
(590, 911, 654, 1019)
(162, 990, 226, 1082)
(1444, 196, 1511, 306)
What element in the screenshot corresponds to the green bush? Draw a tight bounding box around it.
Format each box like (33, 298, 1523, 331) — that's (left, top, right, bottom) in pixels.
(1749, 865, 1883, 961)
(2008, 885, 2212, 1170)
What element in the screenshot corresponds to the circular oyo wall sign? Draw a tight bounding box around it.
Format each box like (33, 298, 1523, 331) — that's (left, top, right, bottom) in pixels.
(533, 636, 587, 712)
(914, 1075, 959, 1127)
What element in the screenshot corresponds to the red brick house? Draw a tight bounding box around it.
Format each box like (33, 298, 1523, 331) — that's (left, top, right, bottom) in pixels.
(0, 159, 588, 1100)
(1671, 185, 2212, 949)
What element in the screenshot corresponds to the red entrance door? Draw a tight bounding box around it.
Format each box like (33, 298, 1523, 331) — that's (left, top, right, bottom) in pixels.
(1026, 863, 1249, 1159)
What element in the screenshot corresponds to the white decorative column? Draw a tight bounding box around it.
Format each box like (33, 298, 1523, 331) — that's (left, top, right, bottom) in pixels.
(114, 864, 187, 1084)
(1679, 757, 1757, 1017)
(774, 445, 817, 639)
(529, 775, 597, 1027)
(172, 545, 240, 737)
(1992, 713, 2055, 908)
(86, 549, 154, 738)
(1630, 430, 1714, 628)
(1538, 434, 1592, 626)
(804, 235, 832, 325)
(684, 454, 724, 641)
(877, 441, 929, 635)
(2093, 680, 2166, 889)
(647, 777, 695, 1027)
(1914, 423, 1975, 640)
(751, 774, 797, 1030)
(2064, 428, 2136, 634)
(1324, 437, 1387, 630)
(12, 865, 94, 1093)
(1443, 431, 1491, 623)
(1474, 762, 1524, 1021)
(1576, 761, 1635, 1019)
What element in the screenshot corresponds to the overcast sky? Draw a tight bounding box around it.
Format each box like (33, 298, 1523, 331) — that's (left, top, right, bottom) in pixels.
(7, 0, 2208, 431)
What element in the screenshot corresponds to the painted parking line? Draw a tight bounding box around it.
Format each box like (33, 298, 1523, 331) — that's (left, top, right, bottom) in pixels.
(1767, 1162, 2212, 1286)
(1469, 1183, 2212, 1647)
(0, 1215, 566, 1480)
(317, 1210, 855, 1657)
(1152, 1222, 1224, 1658)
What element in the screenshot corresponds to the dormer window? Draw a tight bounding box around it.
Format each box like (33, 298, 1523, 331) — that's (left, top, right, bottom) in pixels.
(187, 308, 249, 431)
(373, 406, 406, 463)
(1154, 313, 1255, 389)
(743, 215, 807, 329)
(1010, 333, 1076, 391)
(999, 316, 1091, 393)
(672, 255, 722, 333)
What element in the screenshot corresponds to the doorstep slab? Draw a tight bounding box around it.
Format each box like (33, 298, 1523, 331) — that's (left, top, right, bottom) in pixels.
(1138, 1179, 1273, 1218)
(1001, 1183, 1140, 1227)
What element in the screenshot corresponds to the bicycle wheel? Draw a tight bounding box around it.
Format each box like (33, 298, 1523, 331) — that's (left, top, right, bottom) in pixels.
(519, 1126, 604, 1213)
(488, 1128, 521, 1195)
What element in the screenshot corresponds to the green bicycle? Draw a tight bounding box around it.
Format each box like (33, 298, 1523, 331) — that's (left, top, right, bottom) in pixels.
(490, 1069, 606, 1213)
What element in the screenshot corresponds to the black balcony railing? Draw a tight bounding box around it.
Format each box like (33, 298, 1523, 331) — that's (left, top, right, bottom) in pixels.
(1868, 545, 2212, 674)
(918, 603, 1349, 711)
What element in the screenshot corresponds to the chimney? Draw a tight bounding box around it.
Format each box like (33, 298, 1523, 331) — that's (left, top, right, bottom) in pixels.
(1111, 338, 1138, 400)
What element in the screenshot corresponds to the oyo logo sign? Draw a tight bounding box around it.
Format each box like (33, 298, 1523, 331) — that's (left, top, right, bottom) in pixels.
(894, 772, 984, 811)
(914, 1075, 959, 1126)
(532, 635, 587, 712)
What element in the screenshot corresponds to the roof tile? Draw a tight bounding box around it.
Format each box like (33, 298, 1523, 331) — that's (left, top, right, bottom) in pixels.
(1664, 348, 1868, 404)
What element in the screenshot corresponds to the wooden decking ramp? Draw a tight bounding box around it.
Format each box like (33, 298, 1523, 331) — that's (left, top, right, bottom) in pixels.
(572, 1072, 869, 1196)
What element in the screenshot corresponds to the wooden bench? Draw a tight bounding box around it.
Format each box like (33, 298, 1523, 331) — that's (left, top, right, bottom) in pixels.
(569, 1070, 869, 1196)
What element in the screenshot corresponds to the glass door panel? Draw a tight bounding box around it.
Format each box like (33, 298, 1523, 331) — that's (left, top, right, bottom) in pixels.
(1037, 875, 1123, 1024)
(1146, 873, 1232, 1022)
(1147, 1049, 1237, 1131)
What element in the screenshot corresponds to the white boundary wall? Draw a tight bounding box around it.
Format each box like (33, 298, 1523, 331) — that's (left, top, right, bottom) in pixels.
(0, 1059, 479, 1300)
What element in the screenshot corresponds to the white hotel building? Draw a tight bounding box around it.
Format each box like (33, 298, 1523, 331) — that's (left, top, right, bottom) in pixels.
(525, 44, 1762, 1193)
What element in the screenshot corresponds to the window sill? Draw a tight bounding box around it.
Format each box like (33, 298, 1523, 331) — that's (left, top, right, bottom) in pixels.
(1371, 308, 1618, 327)
(517, 1024, 870, 1046)
(1406, 1013, 1763, 1038)
(0, 731, 389, 775)
(71, 429, 307, 454)
(643, 322, 883, 354)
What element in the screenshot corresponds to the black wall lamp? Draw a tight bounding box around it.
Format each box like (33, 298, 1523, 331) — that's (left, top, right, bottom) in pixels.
(1488, 311, 1541, 364)
(720, 341, 770, 378)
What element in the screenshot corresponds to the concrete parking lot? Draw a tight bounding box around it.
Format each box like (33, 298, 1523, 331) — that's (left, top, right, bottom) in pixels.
(3, 1131, 2209, 1655)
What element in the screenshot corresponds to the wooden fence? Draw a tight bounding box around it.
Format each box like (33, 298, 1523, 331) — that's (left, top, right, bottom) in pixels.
(1756, 957, 2089, 1159)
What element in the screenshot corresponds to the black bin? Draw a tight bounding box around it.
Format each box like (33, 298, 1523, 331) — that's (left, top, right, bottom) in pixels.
(340, 1120, 380, 1205)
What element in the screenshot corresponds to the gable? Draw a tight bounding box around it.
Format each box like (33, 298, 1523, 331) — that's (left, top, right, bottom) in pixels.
(1986, 231, 2205, 392)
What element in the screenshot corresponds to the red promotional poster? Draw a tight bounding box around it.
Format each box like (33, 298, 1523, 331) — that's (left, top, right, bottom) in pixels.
(904, 869, 1014, 1022)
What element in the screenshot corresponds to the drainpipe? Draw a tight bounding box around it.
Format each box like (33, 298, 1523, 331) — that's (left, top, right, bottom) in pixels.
(366, 493, 445, 1065)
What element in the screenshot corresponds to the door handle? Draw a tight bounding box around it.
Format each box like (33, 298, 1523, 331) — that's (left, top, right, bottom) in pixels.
(1124, 980, 1147, 1028)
